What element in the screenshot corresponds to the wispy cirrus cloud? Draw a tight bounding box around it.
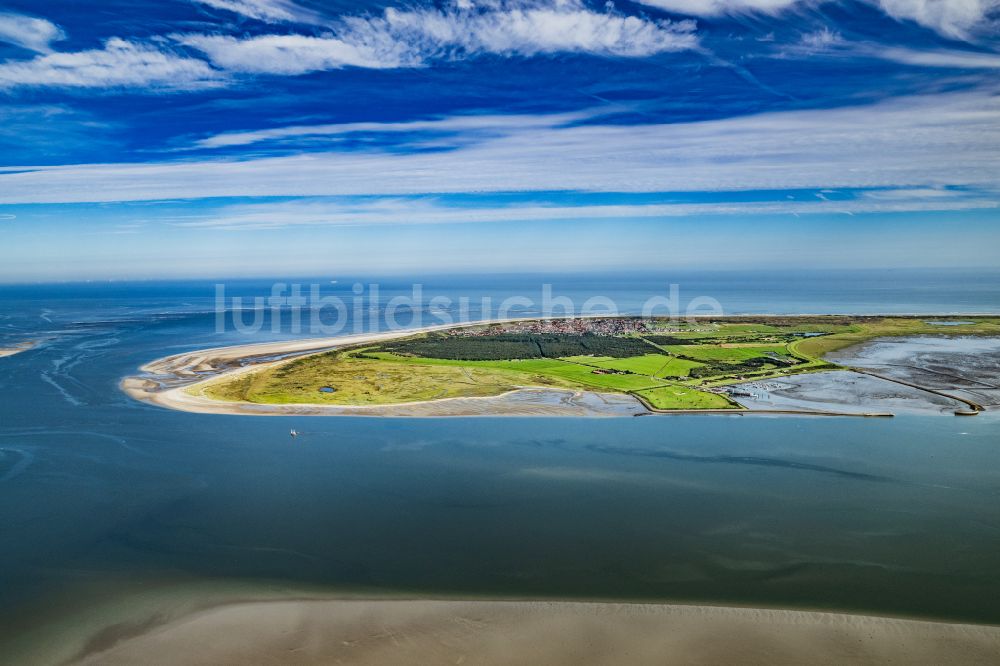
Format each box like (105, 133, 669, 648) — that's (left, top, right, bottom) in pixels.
(878, 45, 1000, 68)
(0, 0, 996, 96)
(635, 0, 801, 17)
(191, 109, 599, 149)
(797, 27, 845, 51)
(639, 0, 999, 42)
(0, 11, 65, 53)
(861, 186, 971, 200)
(875, 0, 1000, 41)
(191, 0, 320, 24)
(180, 0, 698, 75)
(0, 1, 695, 91)
(169, 189, 998, 231)
(178, 33, 413, 73)
(2, 89, 998, 203)
(0, 38, 224, 90)
(777, 27, 1000, 69)
(354, 0, 697, 58)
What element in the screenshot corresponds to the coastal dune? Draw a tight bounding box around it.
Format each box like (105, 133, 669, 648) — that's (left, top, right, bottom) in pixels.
(73, 598, 1000, 666)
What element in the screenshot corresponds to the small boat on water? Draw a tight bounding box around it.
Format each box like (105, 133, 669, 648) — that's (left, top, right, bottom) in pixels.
(290, 429, 299, 437)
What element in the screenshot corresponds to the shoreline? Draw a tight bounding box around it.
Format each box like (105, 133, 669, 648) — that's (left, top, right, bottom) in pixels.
(62, 594, 1000, 666)
(122, 315, 995, 418)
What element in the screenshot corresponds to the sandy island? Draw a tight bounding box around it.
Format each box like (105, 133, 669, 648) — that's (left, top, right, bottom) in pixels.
(122, 317, 996, 418)
(67, 597, 1000, 666)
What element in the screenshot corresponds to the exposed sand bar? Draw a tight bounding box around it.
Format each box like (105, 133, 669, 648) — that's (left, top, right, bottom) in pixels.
(137, 322, 475, 379)
(0, 340, 36, 358)
(71, 598, 1000, 666)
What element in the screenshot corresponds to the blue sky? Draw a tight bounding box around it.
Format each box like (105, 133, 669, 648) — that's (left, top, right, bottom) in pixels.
(0, 0, 998, 281)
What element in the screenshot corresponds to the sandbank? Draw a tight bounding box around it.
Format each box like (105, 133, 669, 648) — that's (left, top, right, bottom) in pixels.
(0, 340, 36, 358)
(70, 597, 1000, 666)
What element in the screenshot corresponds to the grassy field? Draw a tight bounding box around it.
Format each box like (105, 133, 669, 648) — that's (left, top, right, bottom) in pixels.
(197, 316, 1000, 411)
(634, 386, 738, 410)
(661, 343, 790, 362)
(200, 353, 582, 405)
(492, 359, 669, 391)
(364, 353, 669, 392)
(561, 353, 704, 378)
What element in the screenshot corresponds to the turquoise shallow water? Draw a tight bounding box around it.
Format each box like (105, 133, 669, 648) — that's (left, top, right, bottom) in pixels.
(1, 270, 999, 652)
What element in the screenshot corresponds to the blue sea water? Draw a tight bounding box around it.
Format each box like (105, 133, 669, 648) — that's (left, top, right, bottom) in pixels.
(0, 269, 999, 652)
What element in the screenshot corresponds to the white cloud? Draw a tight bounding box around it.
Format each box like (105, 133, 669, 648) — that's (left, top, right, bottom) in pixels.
(1, 89, 998, 203)
(170, 192, 998, 230)
(798, 27, 845, 51)
(192, 0, 318, 23)
(363, 1, 698, 58)
(178, 33, 411, 73)
(192, 109, 598, 148)
(0, 11, 65, 53)
(878, 45, 1000, 67)
(775, 30, 1000, 69)
(635, 0, 801, 17)
(875, 0, 1000, 39)
(0, 38, 224, 90)
(180, 0, 697, 75)
(861, 187, 967, 199)
(640, 0, 999, 41)
(0, 1, 695, 90)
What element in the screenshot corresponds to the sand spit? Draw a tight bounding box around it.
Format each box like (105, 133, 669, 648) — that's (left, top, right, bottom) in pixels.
(124, 377, 648, 417)
(0, 340, 36, 358)
(123, 319, 653, 417)
(71, 598, 1000, 666)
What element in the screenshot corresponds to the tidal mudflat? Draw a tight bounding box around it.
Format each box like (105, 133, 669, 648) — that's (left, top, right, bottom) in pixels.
(730, 370, 966, 414)
(827, 336, 1000, 409)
